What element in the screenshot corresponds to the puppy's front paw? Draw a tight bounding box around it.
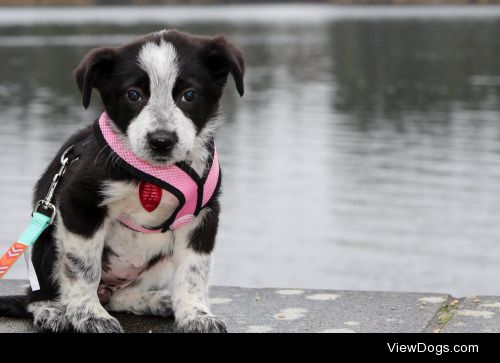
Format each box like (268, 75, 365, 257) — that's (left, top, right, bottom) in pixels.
(177, 312, 227, 333)
(69, 306, 124, 333)
(75, 315, 124, 333)
(29, 302, 69, 333)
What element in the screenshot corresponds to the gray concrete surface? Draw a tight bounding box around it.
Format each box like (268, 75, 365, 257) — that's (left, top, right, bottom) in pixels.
(1, 280, 499, 332)
(441, 296, 500, 333)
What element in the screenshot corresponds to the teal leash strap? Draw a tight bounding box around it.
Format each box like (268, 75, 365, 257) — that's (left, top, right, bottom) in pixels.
(0, 145, 75, 290)
(19, 212, 52, 246)
(0, 213, 51, 290)
(21, 212, 52, 291)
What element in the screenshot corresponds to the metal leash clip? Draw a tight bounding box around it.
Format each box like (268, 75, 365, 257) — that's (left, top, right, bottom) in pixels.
(32, 145, 74, 225)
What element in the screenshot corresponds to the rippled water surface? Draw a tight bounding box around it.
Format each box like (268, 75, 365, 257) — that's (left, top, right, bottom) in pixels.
(2, 5, 500, 296)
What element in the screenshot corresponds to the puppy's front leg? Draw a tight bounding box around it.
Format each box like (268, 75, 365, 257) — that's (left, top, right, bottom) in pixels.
(172, 209, 226, 333)
(56, 216, 123, 333)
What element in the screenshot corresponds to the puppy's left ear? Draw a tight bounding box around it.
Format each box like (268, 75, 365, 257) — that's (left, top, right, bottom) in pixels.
(74, 47, 116, 109)
(203, 35, 245, 97)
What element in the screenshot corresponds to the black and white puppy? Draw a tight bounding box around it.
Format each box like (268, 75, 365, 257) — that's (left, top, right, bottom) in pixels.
(0, 29, 244, 333)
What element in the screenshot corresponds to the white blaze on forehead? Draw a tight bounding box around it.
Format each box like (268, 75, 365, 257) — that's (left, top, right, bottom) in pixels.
(137, 40, 179, 110)
(127, 39, 197, 166)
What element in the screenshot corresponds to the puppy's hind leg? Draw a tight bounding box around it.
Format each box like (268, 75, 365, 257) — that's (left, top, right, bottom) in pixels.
(107, 258, 175, 318)
(108, 290, 174, 318)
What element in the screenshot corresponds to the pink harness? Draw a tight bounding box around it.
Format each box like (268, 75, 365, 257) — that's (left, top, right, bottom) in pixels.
(94, 112, 221, 232)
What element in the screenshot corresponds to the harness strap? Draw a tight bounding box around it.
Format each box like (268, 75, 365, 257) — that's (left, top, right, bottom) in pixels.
(119, 216, 163, 234)
(94, 112, 221, 232)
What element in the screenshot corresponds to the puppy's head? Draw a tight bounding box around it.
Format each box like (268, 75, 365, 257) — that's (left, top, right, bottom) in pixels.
(75, 29, 244, 165)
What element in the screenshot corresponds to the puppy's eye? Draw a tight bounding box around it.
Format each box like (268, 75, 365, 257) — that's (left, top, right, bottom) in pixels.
(181, 90, 197, 103)
(127, 89, 142, 102)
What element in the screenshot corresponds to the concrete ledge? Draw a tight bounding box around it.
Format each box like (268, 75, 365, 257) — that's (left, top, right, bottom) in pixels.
(1, 280, 499, 332)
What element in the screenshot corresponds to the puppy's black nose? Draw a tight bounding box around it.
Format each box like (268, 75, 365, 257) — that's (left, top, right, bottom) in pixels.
(147, 130, 178, 154)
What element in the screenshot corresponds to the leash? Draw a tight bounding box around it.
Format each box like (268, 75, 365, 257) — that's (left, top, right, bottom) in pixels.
(0, 145, 75, 290)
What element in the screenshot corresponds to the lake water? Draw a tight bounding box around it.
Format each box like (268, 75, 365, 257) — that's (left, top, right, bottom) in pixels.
(1, 4, 500, 297)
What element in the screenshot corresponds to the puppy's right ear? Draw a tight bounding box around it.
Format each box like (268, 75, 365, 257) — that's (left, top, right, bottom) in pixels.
(74, 47, 115, 109)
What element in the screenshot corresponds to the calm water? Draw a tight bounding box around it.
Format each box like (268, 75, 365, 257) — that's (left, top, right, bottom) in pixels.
(2, 5, 500, 296)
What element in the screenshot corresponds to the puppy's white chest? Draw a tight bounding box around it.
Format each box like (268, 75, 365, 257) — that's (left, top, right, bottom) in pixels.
(97, 181, 176, 303)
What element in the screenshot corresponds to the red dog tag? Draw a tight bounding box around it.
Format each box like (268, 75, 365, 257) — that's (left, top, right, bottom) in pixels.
(138, 181, 162, 212)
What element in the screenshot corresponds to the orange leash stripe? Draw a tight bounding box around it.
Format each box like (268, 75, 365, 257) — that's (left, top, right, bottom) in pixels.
(0, 242, 27, 277)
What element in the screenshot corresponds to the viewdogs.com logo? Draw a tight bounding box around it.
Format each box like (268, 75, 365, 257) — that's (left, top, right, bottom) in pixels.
(387, 343, 478, 355)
